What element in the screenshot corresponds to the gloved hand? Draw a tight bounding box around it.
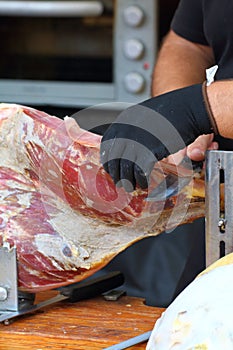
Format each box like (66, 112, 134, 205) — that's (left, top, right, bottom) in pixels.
(100, 83, 218, 192)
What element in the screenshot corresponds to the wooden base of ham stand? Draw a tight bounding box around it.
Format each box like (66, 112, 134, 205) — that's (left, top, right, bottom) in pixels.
(0, 290, 164, 350)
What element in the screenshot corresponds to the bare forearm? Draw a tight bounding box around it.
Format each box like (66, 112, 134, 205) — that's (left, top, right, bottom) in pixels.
(207, 81, 233, 139)
(152, 30, 214, 96)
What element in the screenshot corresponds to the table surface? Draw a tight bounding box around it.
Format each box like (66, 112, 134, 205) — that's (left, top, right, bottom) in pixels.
(0, 291, 165, 350)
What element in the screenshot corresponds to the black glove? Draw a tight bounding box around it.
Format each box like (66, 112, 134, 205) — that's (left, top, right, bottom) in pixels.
(100, 83, 217, 192)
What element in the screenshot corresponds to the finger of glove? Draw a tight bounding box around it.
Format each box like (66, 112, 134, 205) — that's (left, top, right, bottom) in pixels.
(118, 159, 136, 192)
(100, 137, 125, 175)
(133, 164, 150, 189)
(119, 142, 158, 190)
(107, 158, 120, 185)
(117, 144, 137, 191)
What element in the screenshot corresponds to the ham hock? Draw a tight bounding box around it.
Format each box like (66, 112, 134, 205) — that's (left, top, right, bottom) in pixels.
(0, 104, 206, 292)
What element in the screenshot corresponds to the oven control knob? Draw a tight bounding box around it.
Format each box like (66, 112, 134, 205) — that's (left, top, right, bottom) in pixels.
(124, 72, 145, 93)
(123, 5, 144, 27)
(124, 39, 144, 60)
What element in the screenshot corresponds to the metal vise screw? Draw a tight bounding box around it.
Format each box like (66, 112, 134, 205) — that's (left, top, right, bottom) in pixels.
(218, 218, 227, 232)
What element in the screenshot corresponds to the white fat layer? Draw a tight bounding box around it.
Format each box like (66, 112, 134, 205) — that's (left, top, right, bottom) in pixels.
(147, 264, 233, 349)
(1, 190, 32, 208)
(0, 110, 35, 172)
(35, 234, 90, 269)
(0, 190, 33, 230)
(35, 187, 148, 268)
(0, 108, 65, 174)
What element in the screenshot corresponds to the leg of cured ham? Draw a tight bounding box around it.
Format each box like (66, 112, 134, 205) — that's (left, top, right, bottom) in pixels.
(0, 104, 205, 292)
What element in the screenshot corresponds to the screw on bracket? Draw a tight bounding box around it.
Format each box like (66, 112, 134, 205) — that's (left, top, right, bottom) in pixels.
(218, 218, 227, 232)
(0, 287, 8, 302)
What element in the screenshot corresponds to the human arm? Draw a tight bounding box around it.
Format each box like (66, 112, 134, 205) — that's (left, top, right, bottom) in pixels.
(206, 80, 233, 138)
(100, 83, 215, 191)
(100, 78, 233, 191)
(152, 0, 218, 160)
(152, 30, 217, 161)
(100, 1, 225, 190)
(152, 30, 215, 96)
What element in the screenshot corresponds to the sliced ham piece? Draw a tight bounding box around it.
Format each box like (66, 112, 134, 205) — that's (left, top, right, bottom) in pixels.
(0, 104, 205, 292)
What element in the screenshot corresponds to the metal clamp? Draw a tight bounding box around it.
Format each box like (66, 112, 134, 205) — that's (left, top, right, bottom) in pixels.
(0, 242, 124, 325)
(205, 150, 233, 266)
(0, 242, 19, 324)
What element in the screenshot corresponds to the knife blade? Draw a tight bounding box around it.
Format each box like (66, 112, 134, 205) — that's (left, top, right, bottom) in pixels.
(146, 158, 203, 202)
(103, 330, 152, 350)
(146, 173, 191, 202)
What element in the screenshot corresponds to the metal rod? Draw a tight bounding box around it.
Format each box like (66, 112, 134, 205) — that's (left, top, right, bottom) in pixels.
(103, 331, 152, 350)
(0, 1, 103, 17)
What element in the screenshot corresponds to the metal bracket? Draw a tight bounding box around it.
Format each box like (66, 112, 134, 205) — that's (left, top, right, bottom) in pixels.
(0, 242, 124, 324)
(205, 150, 233, 266)
(0, 242, 19, 323)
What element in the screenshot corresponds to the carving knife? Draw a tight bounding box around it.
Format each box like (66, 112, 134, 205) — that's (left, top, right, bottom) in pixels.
(146, 159, 203, 202)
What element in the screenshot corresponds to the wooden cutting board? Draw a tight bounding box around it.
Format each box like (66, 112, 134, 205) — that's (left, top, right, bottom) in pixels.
(0, 291, 164, 350)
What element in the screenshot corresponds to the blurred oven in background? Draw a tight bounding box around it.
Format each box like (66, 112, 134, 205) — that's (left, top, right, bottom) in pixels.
(0, 0, 158, 108)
